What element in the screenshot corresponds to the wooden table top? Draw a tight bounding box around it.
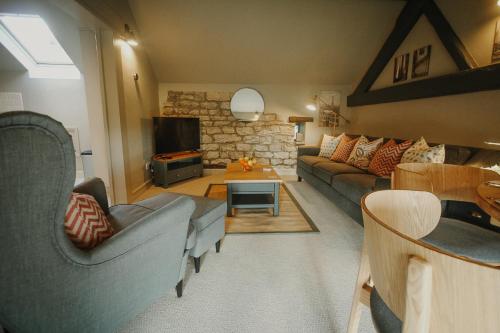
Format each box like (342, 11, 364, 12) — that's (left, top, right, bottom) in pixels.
(224, 163, 282, 183)
(476, 181, 500, 223)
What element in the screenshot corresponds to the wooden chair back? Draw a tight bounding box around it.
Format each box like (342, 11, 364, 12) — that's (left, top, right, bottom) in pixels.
(362, 190, 500, 333)
(392, 163, 499, 202)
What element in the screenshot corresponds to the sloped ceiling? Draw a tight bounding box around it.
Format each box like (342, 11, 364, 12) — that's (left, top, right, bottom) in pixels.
(128, 0, 405, 85)
(0, 44, 25, 72)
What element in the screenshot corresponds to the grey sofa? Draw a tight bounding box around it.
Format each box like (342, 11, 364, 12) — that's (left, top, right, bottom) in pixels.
(297, 137, 500, 225)
(0, 112, 195, 333)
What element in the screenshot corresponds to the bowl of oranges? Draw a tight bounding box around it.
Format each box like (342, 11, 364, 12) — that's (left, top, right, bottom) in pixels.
(239, 156, 257, 172)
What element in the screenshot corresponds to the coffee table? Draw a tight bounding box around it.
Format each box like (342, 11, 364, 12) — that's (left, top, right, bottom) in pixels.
(224, 163, 282, 217)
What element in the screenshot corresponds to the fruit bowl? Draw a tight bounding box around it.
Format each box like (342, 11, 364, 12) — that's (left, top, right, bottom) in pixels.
(239, 157, 257, 172)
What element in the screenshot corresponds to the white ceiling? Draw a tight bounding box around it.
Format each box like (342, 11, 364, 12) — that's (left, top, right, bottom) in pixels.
(128, 0, 405, 85)
(0, 44, 25, 71)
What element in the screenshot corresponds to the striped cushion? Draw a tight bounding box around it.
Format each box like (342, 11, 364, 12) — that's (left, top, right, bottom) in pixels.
(65, 193, 114, 249)
(331, 136, 359, 163)
(368, 139, 413, 177)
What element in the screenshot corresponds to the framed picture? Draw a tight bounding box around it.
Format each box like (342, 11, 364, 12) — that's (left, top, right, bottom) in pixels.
(412, 45, 432, 78)
(492, 20, 500, 63)
(393, 53, 410, 83)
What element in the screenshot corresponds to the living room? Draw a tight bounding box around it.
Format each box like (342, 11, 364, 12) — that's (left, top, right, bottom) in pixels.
(0, 0, 499, 332)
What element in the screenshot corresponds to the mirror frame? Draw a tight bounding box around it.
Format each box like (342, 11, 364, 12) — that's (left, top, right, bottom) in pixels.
(230, 87, 265, 121)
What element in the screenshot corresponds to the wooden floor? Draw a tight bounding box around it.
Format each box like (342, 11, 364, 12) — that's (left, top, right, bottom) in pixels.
(136, 172, 318, 234)
(206, 184, 318, 234)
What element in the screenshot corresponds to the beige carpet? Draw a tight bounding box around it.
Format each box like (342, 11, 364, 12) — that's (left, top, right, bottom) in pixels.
(205, 183, 319, 234)
(136, 173, 318, 234)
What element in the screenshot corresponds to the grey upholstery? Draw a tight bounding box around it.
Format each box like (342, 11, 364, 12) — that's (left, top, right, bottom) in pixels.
(297, 145, 320, 157)
(423, 217, 500, 263)
(0, 112, 195, 333)
(370, 288, 402, 333)
(74, 177, 110, 215)
(135, 191, 226, 267)
(313, 162, 366, 184)
(331, 173, 379, 204)
(297, 155, 330, 173)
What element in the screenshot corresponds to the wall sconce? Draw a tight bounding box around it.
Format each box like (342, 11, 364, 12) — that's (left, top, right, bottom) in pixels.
(122, 24, 138, 46)
(305, 95, 350, 124)
(497, 0, 500, 7)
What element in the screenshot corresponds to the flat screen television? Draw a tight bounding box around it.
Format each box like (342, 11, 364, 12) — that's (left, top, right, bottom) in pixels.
(153, 117, 200, 154)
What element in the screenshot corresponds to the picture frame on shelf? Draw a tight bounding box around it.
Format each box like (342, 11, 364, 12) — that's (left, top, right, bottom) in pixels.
(393, 53, 409, 83)
(412, 45, 432, 78)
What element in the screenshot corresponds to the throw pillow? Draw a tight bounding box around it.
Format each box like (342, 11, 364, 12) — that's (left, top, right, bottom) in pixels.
(318, 133, 344, 158)
(401, 137, 445, 163)
(368, 139, 414, 177)
(65, 192, 114, 250)
(330, 135, 359, 163)
(401, 137, 429, 162)
(347, 137, 384, 169)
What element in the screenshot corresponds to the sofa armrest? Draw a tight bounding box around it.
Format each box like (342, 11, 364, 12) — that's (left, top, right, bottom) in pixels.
(88, 196, 196, 264)
(73, 177, 110, 215)
(374, 176, 391, 191)
(298, 145, 320, 157)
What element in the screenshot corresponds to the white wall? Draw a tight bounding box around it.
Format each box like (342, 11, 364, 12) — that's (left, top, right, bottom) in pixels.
(159, 83, 352, 146)
(0, 0, 91, 151)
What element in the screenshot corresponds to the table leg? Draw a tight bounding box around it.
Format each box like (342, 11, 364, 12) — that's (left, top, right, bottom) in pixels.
(273, 183, 280, 216)
(227, 183, 233, 217)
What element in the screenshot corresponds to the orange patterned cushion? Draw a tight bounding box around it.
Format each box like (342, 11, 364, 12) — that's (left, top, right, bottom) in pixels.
(330, 136, 359, 163)
(65, 193, 114, 249)
(368, 139, 413, 177)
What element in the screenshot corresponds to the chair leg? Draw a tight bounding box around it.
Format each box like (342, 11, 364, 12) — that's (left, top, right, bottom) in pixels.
(176, 280, 183, 298)
(298, 176, 302, 182)
(216, 240, 221, 253)
(194, 257, 201, 273)
(347, 241, 371, 333)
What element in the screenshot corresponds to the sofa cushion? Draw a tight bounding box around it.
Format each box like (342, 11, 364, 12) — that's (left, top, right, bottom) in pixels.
(190, 195, 227, 232)
(368, 139, 413, 177)
(108, 204, 153, 231)
(135, 192, 184, 210)
(297, 155, 330, 173)
(401, 137, 445, 163)
(331, 135, 359, 163)
(65, 193, 114, 249)
(347, 137, 384, 170)
(318, 133, 343, 158)
(331, 173, 377, 205)
(444, 146, 472, 165)
(370, 288, 401, 333)
(423, 217, 500, 263)
(465, 149, 500, 168)
(312, 162, 365, 184)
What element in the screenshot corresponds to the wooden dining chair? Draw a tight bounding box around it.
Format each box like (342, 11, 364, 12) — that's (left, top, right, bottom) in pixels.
(362, 190, 500, 333)
(347, 163, 500, 333)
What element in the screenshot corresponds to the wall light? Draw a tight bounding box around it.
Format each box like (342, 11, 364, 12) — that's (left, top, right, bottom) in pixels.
(305, 104, 317, 111)
(498, 0, 500, 7)
(122, 24, 138, 46)
(484, 141, 500, 146)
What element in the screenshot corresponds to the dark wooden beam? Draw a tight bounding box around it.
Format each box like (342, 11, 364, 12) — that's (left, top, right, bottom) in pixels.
(352, 0, 429, 95)
(347, 64, 500, 107)
(423, 1, 477, 70)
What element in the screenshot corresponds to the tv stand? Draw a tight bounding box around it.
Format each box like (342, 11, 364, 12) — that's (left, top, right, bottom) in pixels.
(152, 151, 203, 187)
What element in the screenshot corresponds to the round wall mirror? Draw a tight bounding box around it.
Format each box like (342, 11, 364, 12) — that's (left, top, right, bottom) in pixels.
(230, 88, 265, 121)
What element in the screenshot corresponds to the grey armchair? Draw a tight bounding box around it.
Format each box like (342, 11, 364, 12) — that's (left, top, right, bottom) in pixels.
(0, 112, 195, 333)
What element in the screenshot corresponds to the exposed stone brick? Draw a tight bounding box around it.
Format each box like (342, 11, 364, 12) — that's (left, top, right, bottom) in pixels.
(236, 143, 252, 151)
(161, 90, 297, 168)
(236, 127, 254, 135)
(222, 127, 235, 134)
(213, 134, 241, 143)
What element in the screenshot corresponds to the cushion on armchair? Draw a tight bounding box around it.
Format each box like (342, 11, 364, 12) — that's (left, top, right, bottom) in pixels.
(65, 193, 114, 249)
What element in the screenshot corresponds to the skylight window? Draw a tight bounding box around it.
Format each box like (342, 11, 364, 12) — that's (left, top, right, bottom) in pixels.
(0, 14, 80, 79)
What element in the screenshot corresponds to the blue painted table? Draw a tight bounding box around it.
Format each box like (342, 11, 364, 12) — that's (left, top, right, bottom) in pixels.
(224, 163, 283, 217)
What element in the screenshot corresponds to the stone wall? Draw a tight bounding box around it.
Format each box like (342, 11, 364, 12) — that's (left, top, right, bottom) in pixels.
(161, 90, 297, 168)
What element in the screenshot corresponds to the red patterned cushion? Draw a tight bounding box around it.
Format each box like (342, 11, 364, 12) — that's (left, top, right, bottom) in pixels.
(368, 139, 413, 177)
(65, 193, 114, 249)
(331, 136, 359, 163)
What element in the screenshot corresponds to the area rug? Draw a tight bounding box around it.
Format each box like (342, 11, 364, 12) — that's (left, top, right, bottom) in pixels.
(205, 183, 319, 234)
